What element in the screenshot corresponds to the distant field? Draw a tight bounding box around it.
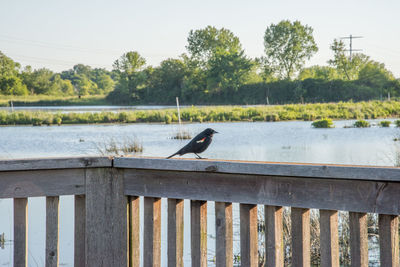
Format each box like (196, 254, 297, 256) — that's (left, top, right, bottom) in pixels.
(0, 95, 108, 107)
(1, 100, 400, 126)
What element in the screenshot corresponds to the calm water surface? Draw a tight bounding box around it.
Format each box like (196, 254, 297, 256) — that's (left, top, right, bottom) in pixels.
(1, 119, 398, 266)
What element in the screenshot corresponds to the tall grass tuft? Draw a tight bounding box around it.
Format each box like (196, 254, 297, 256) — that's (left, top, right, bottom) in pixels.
(96, 137, 143, 156)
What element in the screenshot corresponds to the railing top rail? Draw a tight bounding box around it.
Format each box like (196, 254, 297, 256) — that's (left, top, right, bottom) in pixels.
(115, 157, 400, 182)
(0, 157, 112, 172)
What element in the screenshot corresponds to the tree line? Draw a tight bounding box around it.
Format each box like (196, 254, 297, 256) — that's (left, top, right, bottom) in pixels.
(1, 20, 399, 104)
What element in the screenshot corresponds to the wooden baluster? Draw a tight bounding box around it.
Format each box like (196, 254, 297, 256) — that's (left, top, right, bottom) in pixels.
(291, 207, 310, 267)
(46, 196, 60, 267)
(168, 199, 184, 267)
(74, 195, 85, 267)
(215, 202, 233, 267)
(265, 205, 283, 267)
(349, 212, 368, 267)
(143, 197, 161, 267)
(191, 200, 207, 267)
(129, 196, 140, 267)
(240, 204, 258, 267)
(379, 214, 399, 267)
(319, 210, 339, 267)
(14, 198, 28, 267)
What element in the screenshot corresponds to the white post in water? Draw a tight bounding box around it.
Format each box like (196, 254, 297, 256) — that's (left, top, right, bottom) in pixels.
(10, 101, 14, 112)
(176, 97, 182, 135)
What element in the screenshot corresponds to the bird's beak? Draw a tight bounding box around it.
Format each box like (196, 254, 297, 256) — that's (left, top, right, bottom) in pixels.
(214, 131, 219, 134)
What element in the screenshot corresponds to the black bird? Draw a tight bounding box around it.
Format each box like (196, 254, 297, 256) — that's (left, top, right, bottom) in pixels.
(167, 128, 218, 159)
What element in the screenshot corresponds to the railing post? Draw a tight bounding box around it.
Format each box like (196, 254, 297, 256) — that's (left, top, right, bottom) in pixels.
(14, 198, 28, 267)
(265, 205, 283, 267)
(240, 204, 258, 267)
(291, 207, 310, 267)
(129, 196, 140, 267)
(143, 197, 161, 267)
(46, 196, 59, 267)
(191, 200, 207, 267)
(215, 202, 233, 267)
(379, 214, 399, 267)
(85, 168, 127, 266)
(74, 195, 86, 267)
(168, 199, 184, 267)
(349, 212, 368, 267)
(319, 210, 339, 267)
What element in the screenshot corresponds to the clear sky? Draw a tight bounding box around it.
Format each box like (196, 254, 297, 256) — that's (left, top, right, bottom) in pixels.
(1, 0, 399, 76)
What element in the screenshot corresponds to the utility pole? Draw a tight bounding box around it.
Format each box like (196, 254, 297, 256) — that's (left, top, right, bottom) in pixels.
(341, 34, 363, 60)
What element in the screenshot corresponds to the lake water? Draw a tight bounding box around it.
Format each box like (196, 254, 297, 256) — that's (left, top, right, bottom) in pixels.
(1, 119, 398, 266)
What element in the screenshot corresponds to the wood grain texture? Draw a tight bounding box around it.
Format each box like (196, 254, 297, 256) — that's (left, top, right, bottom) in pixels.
(349, 212, 368, 267)
(129, 196, 140, 267)
(265, 206, 283, 267)
(46, 196, 59, 267)
(291, 208, 310, 267)
(143, 197, 161, 267)
(191, 200, 207, 267)
(74, 195, 85, 267)
(115, 157, 400, 182)
(240, 204, 258, 267)
(215, 202, 233, 267)
(0, 157, 111, 171)
(14, 198, 27, 267)
(319, 210, 339, 267)
(85, 168, 127, 267)
(123, 169, 400, 215)
(167, 199, 184, 267)
(0, 169, 85, 198)
(379, 214, 399, 267)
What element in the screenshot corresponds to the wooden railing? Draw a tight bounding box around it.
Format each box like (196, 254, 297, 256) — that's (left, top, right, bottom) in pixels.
(1, 157, 399, 267)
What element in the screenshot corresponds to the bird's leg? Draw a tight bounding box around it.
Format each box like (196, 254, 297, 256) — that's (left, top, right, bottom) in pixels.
(195, 153, 205, 159)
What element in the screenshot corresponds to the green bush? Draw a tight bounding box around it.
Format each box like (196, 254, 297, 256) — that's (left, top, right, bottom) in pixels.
(395, 120, 400, 127)
(354, 120, 370, 128)
(311, 119, 334, 128)
(379, 120, 391, 127)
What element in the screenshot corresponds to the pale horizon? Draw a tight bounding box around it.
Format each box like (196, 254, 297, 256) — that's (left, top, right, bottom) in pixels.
(1, 0, 399, 77)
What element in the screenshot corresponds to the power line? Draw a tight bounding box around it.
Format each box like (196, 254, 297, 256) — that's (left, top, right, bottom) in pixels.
(341, 34, 363, 60)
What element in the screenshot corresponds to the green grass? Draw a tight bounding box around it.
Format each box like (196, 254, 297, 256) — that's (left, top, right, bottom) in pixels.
(311, 118, 334, 128)
(0, 95, 108, 107)
(379, 120, 391, 127)
(0, 100, 400, 126)
(354, 120, 371, 128)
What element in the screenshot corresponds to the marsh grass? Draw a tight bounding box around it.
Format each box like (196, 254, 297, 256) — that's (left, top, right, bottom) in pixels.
(96, 137, 143, 156)
(1, 100, 400, 126)
(0, 94, 107, 107)
(311, 118, 334, 128)
(172, 129, 192, 140)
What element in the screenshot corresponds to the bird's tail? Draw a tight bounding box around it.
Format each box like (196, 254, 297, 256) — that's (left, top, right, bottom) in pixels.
(166, 152, 178, 159)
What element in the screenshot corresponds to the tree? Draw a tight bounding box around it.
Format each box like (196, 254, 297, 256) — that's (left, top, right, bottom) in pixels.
(186, 26, 242, 67)
(298, 65, 340, 80)
(185, 26, 254, 97)
(328, 39, 369, 80)
(358, 60, 396, 98)
(107, 51, 147, 102)
(263, 20, 318, 79)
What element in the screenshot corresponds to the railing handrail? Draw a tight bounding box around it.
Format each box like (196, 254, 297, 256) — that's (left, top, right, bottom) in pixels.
(115, 156, 400, 182)
(0, 156, 112, 171)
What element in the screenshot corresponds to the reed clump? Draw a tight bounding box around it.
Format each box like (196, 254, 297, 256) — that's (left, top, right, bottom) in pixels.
(1, 100, 400, 126)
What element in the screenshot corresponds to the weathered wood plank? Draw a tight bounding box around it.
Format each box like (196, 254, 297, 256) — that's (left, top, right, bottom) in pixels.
(0, 169, 85, 198)
(240, 204, 258, 267)
(349, 212, 368, 267)
(0, 157, 111, 171)
(85, 168, 127, 267)
(115, 157, 400, 182)
(168, 199, 184, 267)
(191, 200, 207, 267)
(46, 196, 59, 267)
(265, 206, 283, 267)
(319, 210, 339, 267)
(129, 196, 140, 267)
(123, 169, 400, 215)
(291, 207, 310, 267)
(379, 214, 399, 267)
(14, 198, 27, 267)
(143, 197, 161, 267)
(215, 202, 233, 267)
(74, 195, 85, 267)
